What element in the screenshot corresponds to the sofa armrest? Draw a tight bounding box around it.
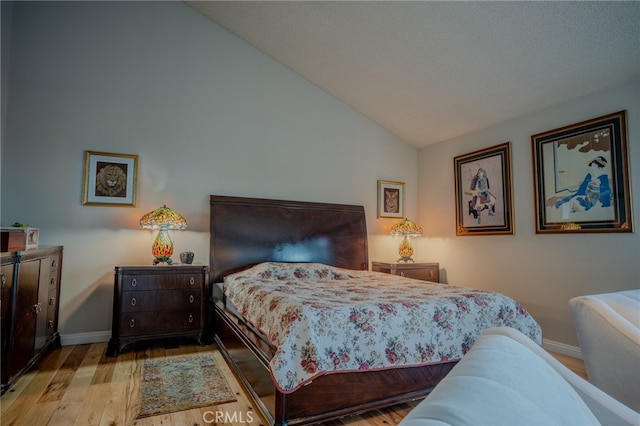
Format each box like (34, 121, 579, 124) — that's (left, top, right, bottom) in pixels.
(399, 327, 640, 426)
(485, 327, 639, 426)
(569, 289, 640, 412)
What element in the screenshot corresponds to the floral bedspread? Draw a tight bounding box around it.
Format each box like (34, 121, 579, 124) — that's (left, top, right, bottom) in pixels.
(223, 262, 542, 393)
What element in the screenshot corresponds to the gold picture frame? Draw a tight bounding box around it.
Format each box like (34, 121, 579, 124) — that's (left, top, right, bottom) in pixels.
(377, 180, 405, 218)
(532, 110, 632, 233)
(82, 151, 138, 206)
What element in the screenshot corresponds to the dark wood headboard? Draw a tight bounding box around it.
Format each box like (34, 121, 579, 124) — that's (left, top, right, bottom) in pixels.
(209, 195, 369, 283)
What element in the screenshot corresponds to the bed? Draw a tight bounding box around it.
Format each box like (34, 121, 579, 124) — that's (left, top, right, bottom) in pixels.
(209, 195, 542, 425)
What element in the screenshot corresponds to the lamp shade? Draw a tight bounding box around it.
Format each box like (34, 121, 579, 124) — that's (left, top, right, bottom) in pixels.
(390, 218, 423, 263)
(390, 218, 423, 237)
(139, 205, 187, 230)
(140, 205, 187, 265)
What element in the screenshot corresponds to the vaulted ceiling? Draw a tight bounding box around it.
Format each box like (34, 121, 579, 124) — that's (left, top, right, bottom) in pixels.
(185, 1, 640, 148)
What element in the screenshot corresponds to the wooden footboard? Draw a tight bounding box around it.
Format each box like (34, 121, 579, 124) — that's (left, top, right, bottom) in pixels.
(213, 300, 456, 426)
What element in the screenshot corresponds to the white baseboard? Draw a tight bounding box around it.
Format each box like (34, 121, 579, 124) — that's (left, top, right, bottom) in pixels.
(60, 331, 111, 346)
(543, 338, 583, 359)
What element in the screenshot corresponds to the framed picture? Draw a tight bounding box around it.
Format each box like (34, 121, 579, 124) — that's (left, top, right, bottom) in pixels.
(532, 110, 632, 233)
(454, 142, 514, 236)
(82, 151, 138, 206)
(377, 180, 405, 218)
(26, 228, 39, 250)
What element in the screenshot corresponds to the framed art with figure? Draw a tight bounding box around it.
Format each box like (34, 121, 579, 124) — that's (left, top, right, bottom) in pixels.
(83, 151, 138, 206)
(377, 180, 405, 218)
(532, 110, 632, 233)
(454, 142, 514, 236)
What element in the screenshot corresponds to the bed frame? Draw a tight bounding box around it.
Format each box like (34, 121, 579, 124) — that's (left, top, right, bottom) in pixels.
(209, 195, 456, 425)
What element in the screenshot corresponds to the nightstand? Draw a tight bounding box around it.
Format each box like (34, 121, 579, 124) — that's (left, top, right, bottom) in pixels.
(371, 261, 439, 282)
(107, 264, 210, 356)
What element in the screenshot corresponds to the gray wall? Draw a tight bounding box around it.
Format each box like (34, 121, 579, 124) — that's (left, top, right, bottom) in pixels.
(1, 2, 418, 339)
(418, 78, 640, 348)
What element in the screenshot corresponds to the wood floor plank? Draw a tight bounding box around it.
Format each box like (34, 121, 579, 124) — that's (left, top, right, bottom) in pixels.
(48, 343, 104, 426)
(0, 365, 37, 412)
(15, 399, 59, 426)
(73, 344, 116, 426)
(39, 344, 91, 403)
(98, 349, 135, 426)
(549, 351, 587, 379)
(74, 381, 111, 426)
(90, 343, 117, 386)
(1, 345, 73, 426)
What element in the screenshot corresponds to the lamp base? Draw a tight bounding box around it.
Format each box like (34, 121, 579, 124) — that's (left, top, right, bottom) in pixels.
(397, 236, 415, 263)
(151, 229, 174, 265)
(153, 256, 173, 265)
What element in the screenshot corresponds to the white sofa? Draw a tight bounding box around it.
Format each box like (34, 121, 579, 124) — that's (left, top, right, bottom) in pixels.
(569, 289, 640, 412)
(399, 327, 639, 426)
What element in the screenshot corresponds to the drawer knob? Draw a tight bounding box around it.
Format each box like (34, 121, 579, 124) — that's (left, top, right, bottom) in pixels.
(188, 315, 194, 323)
(48, 320, 54, 329)
(49, 297, 55, 306)
(129, 319, 135, 328)
(130, 278, 137, 287)
(50, 277, 56, 286)
(189, 277, 195, 286)
(130, 297, 137, 306)
(51, 259, 57, 268)
(189, 294, 195, 303)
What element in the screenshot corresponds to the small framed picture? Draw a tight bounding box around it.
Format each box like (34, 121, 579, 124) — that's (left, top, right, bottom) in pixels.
(83, 151, 138, 206)
(26, 228, 39, 250)
(532, 110, 632, 233)
(454, 142, 514, 236)
(377, 180, 405, 218)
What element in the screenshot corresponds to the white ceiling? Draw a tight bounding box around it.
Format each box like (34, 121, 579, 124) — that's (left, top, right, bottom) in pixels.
(185, 1, 640, 148)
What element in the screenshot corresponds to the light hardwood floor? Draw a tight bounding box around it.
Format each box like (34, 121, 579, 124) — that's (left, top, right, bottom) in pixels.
(1, 339, 586, 426)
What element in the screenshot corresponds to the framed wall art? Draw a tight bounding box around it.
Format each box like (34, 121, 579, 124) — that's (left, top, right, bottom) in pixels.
(83, 151, 138, 206)
(377, 180, 405, 218)
(532, 110, 632, 233)
(454, 142, 514, 236)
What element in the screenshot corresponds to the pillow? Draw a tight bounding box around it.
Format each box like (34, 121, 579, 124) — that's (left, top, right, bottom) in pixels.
(225, 262, 350, 284)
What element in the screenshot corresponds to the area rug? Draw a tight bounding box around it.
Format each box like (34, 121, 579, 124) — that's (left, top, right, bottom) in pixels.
(137, 353, 237, 418)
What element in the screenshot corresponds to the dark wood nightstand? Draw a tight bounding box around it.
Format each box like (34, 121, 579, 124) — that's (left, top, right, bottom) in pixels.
(107, 264, 209, 356)
(371, 261, 439, 282)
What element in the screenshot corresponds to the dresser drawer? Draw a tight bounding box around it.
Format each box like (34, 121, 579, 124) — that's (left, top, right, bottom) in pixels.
(49, 255, 61, 272)
(162, 310, 201, 332)
(399, 267, 438, 281)
(119, 310, 201, 336)
(121, 290, 201, 312)
(120, 273, 203, 292)
(119, 312, 160, 335)
(48, 273, 58, 291)
(372, 261, 439, 283)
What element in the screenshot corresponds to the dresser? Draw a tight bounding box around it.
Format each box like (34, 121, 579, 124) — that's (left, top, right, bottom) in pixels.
(1, 246, 63, 394)
(107, 265, 209, 356)
(371, 261, 439, 283)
